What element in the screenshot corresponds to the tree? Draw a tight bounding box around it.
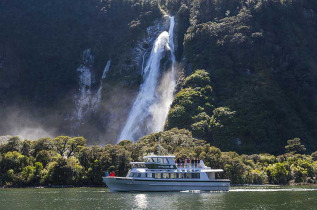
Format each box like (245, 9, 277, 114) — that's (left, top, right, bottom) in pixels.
(312, 151, 317, 161)
(285, 138, 306, 154)
(66, 137, 87, 158)
(2, 151, 29, 173)
(33, 138, 54, 156)
(21, 140, 32, 156)
(6, 136, 22, 152)
(53, 136, 71, 157)
(266, 163, 289, 184)
(36, 150, 57, 167)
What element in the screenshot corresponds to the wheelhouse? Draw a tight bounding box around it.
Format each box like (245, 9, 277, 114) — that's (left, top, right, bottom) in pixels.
(130, 155, 177, 169)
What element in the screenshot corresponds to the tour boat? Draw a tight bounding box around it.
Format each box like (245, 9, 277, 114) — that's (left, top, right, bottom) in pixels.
(103, 154, 230, 192)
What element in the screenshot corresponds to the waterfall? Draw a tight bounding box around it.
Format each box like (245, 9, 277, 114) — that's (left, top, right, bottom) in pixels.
(102, 60, 111, 79)
(74, 52, 110, 122)
(91, 60, 111, 111)
(118, 16, 176, 142)
(76, 49, 94, 121)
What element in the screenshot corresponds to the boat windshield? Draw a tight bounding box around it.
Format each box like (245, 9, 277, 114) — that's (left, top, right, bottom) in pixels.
(145, 157, 170, 164)
(132, 164, 146, 168)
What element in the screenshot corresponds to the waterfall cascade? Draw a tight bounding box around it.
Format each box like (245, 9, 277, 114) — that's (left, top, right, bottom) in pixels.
(73, 50, 110, 124)
(118, 16, 177, 142)
(92, 60, 111, 111)
(76, 49, 94, 121)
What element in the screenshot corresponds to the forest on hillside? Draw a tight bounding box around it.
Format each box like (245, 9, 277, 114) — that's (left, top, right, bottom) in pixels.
(0, 130, 317, 187)
(0, 0, 316, 154)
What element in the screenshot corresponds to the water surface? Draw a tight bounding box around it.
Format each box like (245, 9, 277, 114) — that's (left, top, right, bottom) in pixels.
(0, 186, 316, 209)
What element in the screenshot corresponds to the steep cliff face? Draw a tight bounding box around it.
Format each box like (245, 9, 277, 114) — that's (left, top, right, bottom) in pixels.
(0, 0, 316, 154)
(166, 0, 317, 154)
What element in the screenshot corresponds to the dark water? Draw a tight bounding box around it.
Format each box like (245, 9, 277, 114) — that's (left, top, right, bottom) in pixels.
(0, 186, 317, 209)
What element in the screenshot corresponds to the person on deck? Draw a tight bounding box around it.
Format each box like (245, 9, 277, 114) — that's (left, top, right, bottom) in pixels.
(176, 158, 181, 167)
(105, 171, 109, 177)
(186, 158, 190, 167)
(191, 158, 195, 167)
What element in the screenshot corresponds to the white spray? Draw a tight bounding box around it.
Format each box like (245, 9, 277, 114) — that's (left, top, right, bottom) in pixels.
(118, 16, 177, 142)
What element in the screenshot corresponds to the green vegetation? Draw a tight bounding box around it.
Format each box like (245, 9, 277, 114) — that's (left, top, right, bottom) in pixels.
(165, 0, 317, 154)
(1, 133, 317, 187)
(0, 0, 316, 154)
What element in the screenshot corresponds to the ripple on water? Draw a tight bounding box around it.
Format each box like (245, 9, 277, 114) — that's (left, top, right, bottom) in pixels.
(1, 187, 317, 209)
(230, 187, 317, 192)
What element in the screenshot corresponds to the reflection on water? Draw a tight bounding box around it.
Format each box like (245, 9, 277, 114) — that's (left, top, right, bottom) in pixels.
(134, 194, 148, 209)
(0, 186, 316, 209)
(231, 188, 317, 192)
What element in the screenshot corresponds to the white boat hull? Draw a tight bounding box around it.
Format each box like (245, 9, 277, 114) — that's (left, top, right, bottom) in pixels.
(103, 177, 230, 192)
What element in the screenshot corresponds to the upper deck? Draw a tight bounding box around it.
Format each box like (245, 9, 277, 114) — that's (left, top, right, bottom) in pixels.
(130, 155, 214, 171)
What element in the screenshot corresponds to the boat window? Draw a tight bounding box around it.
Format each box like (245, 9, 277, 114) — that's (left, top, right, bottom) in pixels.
(207, 172, 215, 180)
(192, 173, 200, 179)
(162, 158, 169, 164)
(157, 158, 162, 163)
(185, 173, 191, 179)
(170, 173, 176, 179)
(137, 173, 142, 178)
(152, 173, 155, 178)
(129, 173, 134, 177)
(155, 173, 161, 179)
(178, 173, 185, 179)
(162, 173, 169, 179)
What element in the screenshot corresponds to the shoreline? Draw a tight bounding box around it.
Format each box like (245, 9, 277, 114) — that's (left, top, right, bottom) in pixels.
(2, 183, 317, 189)
(1, 185, 106, 189)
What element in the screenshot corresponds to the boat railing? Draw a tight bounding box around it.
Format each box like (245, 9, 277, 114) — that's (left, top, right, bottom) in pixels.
(130, 160, 207, 169)
(131, 162, 174, 168)
(175, 160, 206, 168)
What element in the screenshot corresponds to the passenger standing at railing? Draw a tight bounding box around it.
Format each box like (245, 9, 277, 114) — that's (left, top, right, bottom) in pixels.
(176, 158, 180, 167)
(186, 158, 190, 167)
(181, 159, 185, 168)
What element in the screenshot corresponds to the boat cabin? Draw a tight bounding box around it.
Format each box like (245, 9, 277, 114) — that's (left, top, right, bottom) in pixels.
(127, 154, 223, 181)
